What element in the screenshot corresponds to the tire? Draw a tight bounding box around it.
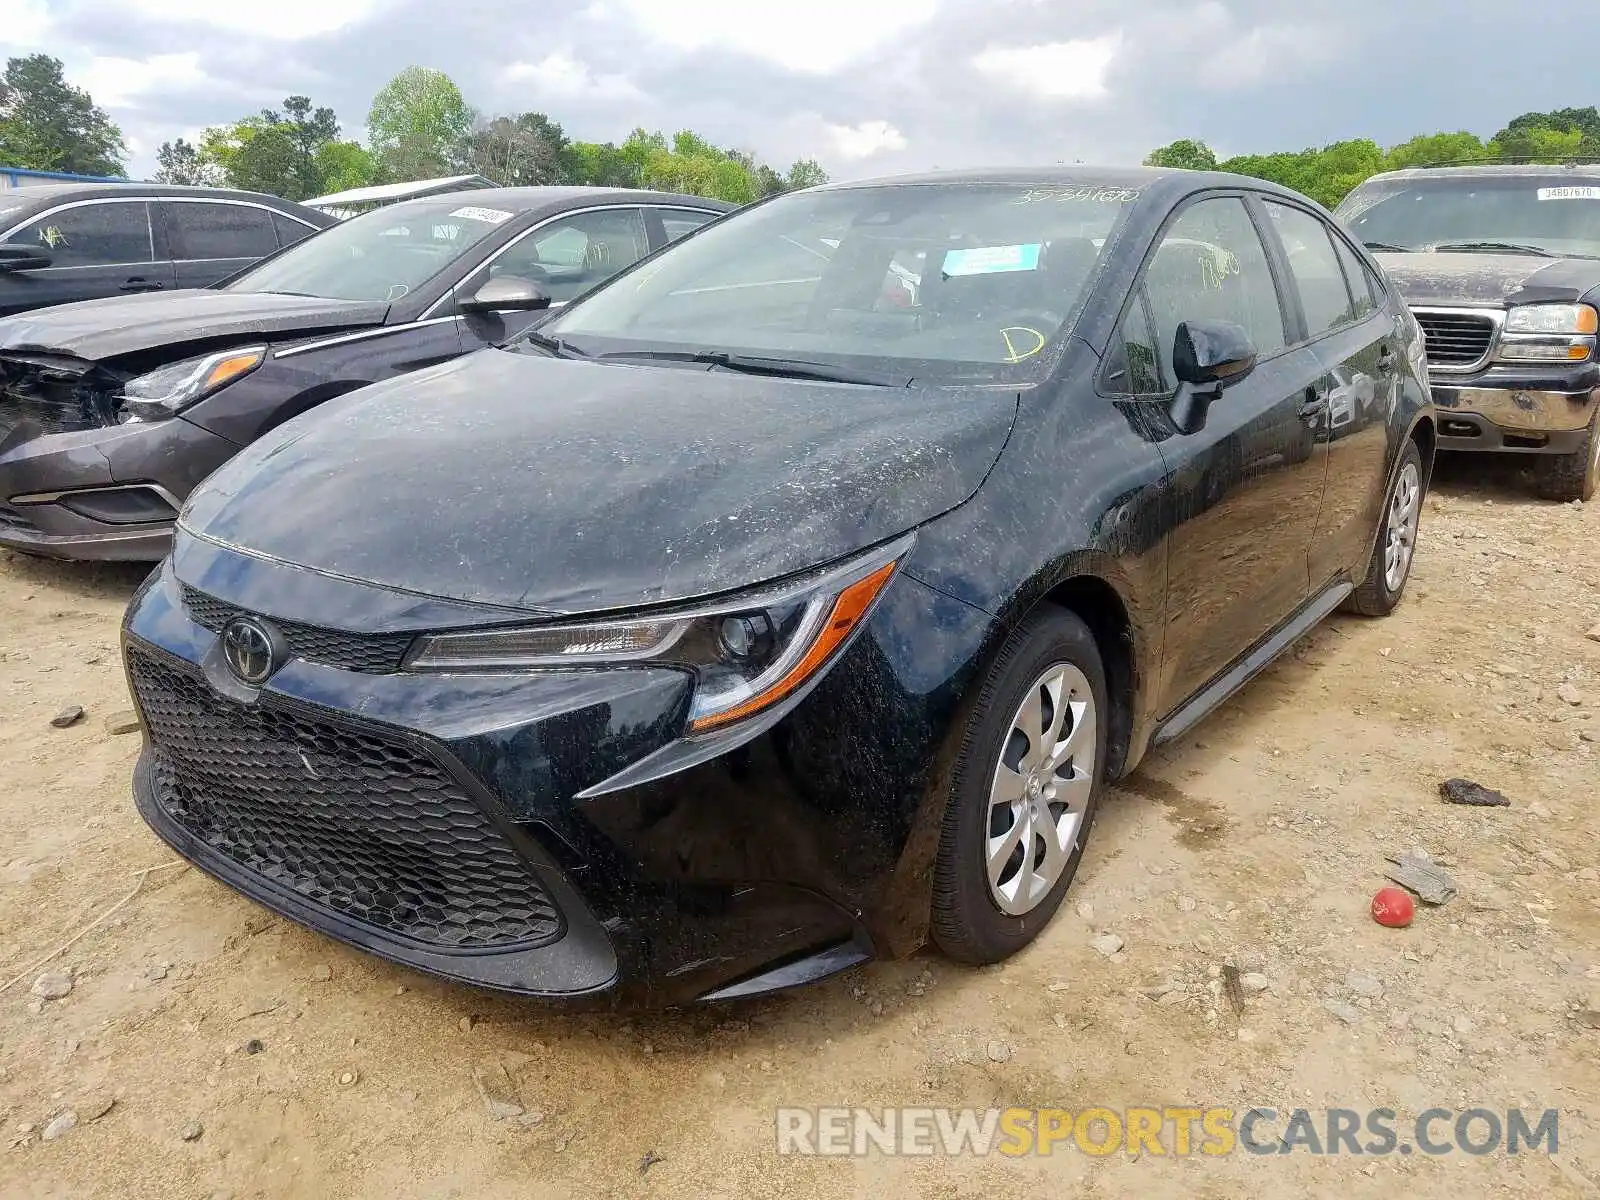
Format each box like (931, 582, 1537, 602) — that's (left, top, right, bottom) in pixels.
(1344, 439, 1424, 617)
(931, 607, 1109, 965)
(1532, 406, 1600, 503)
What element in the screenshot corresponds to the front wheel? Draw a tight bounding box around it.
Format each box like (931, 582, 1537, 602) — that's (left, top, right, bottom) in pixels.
(931, 608, 1108, 964)
(1344, 439, 1424, 617)
(1533, 406, 1600, 503)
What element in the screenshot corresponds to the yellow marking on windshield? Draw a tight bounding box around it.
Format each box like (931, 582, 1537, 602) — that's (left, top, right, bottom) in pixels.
(1000, 327, 1046, 363)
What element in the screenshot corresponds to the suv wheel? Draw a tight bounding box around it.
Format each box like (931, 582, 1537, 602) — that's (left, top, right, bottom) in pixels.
(1345, 440, 1423, 617)
(1533, 406, 1600, 503)
(931, 608, 1108, 964)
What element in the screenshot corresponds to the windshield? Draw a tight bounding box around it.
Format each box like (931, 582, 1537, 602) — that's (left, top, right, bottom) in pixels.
(1336, 176, 1600, 257)
(532, 182, 1140, 380)
(224, 198, 520, 302)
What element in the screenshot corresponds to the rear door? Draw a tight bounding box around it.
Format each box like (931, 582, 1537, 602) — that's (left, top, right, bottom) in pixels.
(0, 199, 173, 315)
(1259, 199, 1398, 588)
(1138, 193, 1331, 715)
(162, 200, 281, 288)
(644, 205, 725, 247)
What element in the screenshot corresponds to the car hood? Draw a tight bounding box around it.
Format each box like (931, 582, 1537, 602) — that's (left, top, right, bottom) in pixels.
(180, 350, 1019, 614)
(0, 289, 389, 362)
(1373, 251, 1600, 308)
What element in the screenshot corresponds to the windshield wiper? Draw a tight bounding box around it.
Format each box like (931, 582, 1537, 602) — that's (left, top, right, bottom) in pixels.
(520, 330, 588, 359)
(1361, 241, 1410, 253)
(1430, 240, 1558, 258)
(597, 349, 910, 387)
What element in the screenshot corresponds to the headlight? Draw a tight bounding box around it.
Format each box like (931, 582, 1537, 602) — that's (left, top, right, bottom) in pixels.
(1497, 303, 1598, 364)
(1503, 303, 1598, 334)
(120, 345, 266, 421)
(404, 537, 911, 733)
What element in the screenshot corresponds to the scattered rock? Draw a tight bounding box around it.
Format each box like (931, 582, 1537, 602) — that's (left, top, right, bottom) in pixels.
(458, 1015, 476, 1033)
(1556, 683, 1586, 707)
(1346, 972, 1384, 999)
(50, 705, 85, 729)
(472, 1060, 523, 1120)
(31, 971, 72, 1000)
(517, 1109, 546, 1128)
(1575, 1010, 1600, 1030)
(80, 1095, 115, 1122)
(179, 1120, 204, 1142)
(1090, 933, 1125, 957)
(1175, 895, 1197, 913)
(1439, 778, 1510, 808)
(235, 997, 282, 1019)
(1384, 851, 1457, 905)
(1240, 973, 1270, 994)
(639, 1150, 665, 1175)
(1452, 1015, 1475, 1037)
(145, 964, 168, 982)
(1586, 622, 1600, 644)
(309, 965, 332, 983)
(337, 1070, 358, 1087)
(1221, 965, 1246, 1016)
(985, 1040, 1012, 1064)
(1323, 998, 1362, 1025)
(103, 711, 141, 736)
(41, 1111, 77, 1141)
(245, 1039, 264, 1056)
(1074, 901, 1094, 922)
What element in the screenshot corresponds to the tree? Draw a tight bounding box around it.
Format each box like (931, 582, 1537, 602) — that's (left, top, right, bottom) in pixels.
(1218, 138, 1384, 208)
(1144, 139, 1217, 171)
(459, 112, 569, 186)
(366, 66, 474, 182)
(561, 140, 637, 188)
(0, 54, 125, 176)
(1494, 107, 1600, 159)
(154, 137, 217, 186)
(313, 141, 377, 194)
(786, 159, 829, 190)
(1384, 131, 1490, 170)
(198, 95, 346, 200)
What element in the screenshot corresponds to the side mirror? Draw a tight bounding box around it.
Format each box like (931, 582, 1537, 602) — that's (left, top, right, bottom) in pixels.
(460, 275, 552, 314)
(1170, 319, 1257, 434)
(0, 244, 53, 272)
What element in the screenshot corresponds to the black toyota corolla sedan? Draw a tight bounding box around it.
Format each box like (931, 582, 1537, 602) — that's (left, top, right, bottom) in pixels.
(123, 168, 1435, 1008)
(0, 186, 730, 560)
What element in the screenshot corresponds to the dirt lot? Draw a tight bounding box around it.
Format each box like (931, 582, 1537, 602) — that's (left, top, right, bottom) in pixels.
(2, 457, 1598, 1200)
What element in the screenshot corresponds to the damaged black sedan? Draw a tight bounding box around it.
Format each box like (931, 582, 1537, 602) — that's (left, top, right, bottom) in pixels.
(0, 186, 729, 559)
(124, 168, 1435, 1007)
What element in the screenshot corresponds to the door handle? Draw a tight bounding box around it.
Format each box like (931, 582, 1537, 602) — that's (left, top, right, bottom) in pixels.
(118, 278, 164, 292)
(1298, 386, 1329, 420)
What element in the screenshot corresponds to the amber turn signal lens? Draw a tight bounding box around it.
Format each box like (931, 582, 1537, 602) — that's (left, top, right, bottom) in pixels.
(205, 353, 264, 391)
(689, 559, 898, 732)
(1577, 306, 1599, 335)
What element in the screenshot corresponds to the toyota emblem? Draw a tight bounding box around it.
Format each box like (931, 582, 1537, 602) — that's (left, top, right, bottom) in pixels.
(221, 617, 282, 686)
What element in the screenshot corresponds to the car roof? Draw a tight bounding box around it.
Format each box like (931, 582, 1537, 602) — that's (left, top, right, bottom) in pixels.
(365, 186, 738, 221)
(0, 182, 329, 217)
(1357, 163, 1600, 185)
(815, 165, 1319, 206)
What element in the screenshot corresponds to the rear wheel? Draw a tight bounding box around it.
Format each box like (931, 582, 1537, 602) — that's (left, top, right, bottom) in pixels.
(931, 608, 1108, 964)
(1345, 440, 1423, 617)
(1532, 406, 1600, 503)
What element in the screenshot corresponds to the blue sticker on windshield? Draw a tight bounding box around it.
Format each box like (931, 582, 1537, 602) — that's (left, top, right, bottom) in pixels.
(942, 244, 1042, 277)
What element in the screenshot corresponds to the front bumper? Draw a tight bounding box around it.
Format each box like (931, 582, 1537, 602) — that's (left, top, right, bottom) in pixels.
(122, 539, 994, 1007)
(0, 417, 238, 561)
(1430, 363, 1599, 454)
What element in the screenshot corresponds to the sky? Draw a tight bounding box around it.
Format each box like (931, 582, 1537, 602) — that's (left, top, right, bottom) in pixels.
(4, 0, 1596, 182)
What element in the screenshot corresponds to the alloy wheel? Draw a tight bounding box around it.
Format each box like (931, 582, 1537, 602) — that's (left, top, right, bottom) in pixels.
(1383, 460, 1421, 593)
(986, 662, 1097, 916)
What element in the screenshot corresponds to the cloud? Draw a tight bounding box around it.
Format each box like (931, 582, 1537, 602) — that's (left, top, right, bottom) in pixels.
(503, 54, 644, 104)
(117, 0, 380, 38)
(971, 35, 1121, 100)
(598, 0, 937, 72)
(827, 120, 908, 160)
(78, 52, 207, 109)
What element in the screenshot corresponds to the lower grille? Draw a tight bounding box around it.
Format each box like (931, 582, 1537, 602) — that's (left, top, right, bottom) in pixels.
(180, 584, 415, 674)
(129, 645, 565, 950)
(1414, 310, 1498, 368)
(0, 502, 36, 533)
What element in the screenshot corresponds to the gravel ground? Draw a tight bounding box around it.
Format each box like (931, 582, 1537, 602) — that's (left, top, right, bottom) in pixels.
(2, 455, 1598, 1199)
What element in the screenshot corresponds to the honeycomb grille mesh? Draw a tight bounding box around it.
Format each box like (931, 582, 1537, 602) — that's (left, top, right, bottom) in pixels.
(180, 584, 414, 674)
(129, 645, 564, 950)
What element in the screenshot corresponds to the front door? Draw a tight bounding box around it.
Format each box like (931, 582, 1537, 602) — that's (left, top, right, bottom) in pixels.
(0, 200, 174, 316)
(1143, 194, 1332, 715)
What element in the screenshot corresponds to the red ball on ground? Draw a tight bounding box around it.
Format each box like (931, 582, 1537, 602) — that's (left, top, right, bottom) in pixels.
(1371, 886, 1415, 928)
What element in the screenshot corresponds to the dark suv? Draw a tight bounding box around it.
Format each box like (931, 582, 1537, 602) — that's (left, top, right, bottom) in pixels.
(1336, 164, 1600, 501)
(0, 184, 333, 317)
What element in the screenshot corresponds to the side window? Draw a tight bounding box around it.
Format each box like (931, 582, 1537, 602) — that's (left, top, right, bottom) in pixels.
(1144, 196, 1288, 376)
(490, 208, 649, 302)
(1330, 233, 1378, 320)
(1264, 201, 1356, 337)
(2, 202, 153, 267)
(658, 208, 718, 242)
(166, 202, 277, 260)
(273, 213, 318, 249)
(1104, 289, 1165, 395)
